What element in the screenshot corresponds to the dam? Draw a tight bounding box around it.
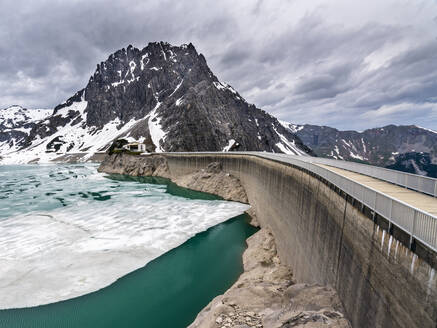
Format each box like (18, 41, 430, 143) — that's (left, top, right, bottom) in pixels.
(124, 151, 437, 328)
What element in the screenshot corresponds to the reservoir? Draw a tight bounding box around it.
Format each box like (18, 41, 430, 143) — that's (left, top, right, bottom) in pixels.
(0, 164, 255, 327)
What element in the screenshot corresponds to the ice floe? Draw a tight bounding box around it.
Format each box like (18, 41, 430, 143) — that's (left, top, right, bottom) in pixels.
(0, 164, 250, 309)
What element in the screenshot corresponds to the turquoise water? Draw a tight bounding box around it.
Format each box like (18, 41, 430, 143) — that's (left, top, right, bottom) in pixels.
(0, 164, 256, 327)
(0, 215, 256, 328)
(0, 165, 221, 219)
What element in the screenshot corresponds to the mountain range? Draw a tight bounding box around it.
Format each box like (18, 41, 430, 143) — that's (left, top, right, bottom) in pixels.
(281, 122, 437, 178)
(1, 41, 436, 178)
(0, 42, 311, 164)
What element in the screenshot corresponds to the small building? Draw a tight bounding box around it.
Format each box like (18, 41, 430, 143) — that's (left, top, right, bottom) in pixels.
(122, 142, 146, 152)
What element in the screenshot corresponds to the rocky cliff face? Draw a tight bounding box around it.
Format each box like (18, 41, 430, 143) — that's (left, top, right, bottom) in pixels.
(98, 153, 248, 203)
(172, 162, 248, 203)
(386, 152, 437, 177)
(282, 122, 437, 177)
(189, 228, 350, 328)
(0, 42, 311, 164)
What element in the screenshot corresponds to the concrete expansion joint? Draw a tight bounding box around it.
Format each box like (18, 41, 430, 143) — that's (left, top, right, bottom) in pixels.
(335, 198, 348, 287)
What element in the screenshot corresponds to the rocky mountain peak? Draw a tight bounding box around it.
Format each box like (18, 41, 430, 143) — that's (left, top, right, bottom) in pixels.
(1, 42, 311, 164)
(73, 42, 216, 128)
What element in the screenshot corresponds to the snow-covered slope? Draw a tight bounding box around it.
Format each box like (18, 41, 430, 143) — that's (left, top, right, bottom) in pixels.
(282, 121, 437, 177)
(0, 95, 143, 164)
(1, 42, 312, 164)
(0, 106, 51, 158)
(0, 105, 49, 128)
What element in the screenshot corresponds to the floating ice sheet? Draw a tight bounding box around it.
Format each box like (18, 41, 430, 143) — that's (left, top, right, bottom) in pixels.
(0, 164, 249, 309)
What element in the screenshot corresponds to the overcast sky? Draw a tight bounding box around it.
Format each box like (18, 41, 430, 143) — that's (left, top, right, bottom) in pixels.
(1, 0, 436, 130)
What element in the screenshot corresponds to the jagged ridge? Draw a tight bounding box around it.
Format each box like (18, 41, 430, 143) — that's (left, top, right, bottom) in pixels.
(281, 122, 437, 177)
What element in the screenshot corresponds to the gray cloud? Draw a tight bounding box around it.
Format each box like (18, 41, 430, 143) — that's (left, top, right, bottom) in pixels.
(1, 0, 436, 131)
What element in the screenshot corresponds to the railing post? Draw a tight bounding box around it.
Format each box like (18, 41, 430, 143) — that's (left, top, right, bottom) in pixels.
(374, 191, 377, 209)
(389, 198, 393, 223)
(410, 211, 417, 250)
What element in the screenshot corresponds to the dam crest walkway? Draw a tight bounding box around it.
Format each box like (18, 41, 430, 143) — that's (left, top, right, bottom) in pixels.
(250, 152, 437, 254)
(172, 152, 437, 254)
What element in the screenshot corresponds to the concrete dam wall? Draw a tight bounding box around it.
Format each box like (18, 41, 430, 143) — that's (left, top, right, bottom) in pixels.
(160, 153, 437, 328)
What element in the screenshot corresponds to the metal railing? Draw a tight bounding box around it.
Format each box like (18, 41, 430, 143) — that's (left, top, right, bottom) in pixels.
(270, 154, 437, 198)
(248, 152, 437, 253)
(167, 151, 437, 252)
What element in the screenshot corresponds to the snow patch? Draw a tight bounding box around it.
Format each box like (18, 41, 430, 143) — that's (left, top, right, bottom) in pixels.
(140, 53, 149, 70)
(223, 139, 236, 152)
(55, 98, 88, 119)
(111, 70, 124, 87)
(333, 145, 344, 160)
(361, 138, 367, 153)
(213, 81, 241, 100)
(349, 152, 364, 160)
(175, 97, 184, 106)
(169, 79, 183, 97)
(160, 43, 167, 61)
(147, 102, 167, 152)
(272, 125, 307, 156)
(213, 81, 226, 91)
(126, 61, 138, 83)
(417, 126, 437, 134)
(168, 49, 177, 62)
(279, 120, 303, 133)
